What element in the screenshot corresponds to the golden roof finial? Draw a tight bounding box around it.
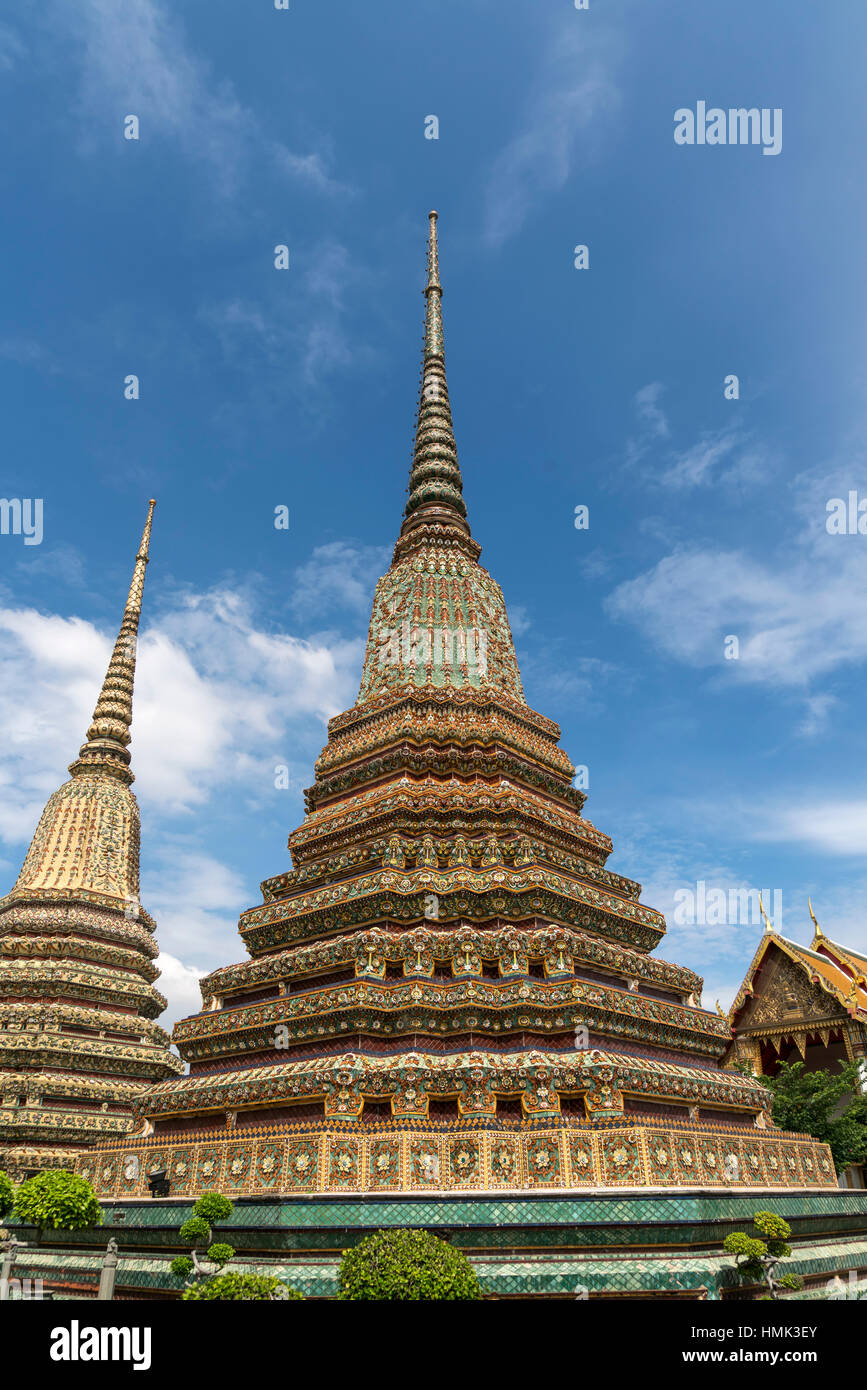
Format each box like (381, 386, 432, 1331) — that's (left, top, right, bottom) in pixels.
(846, 973, 867, 1002)
(715, 1000, 726, 1017)
(69, 500, 156, 786)
(759, 893, 775, 933)
(808, 896, 824, 939)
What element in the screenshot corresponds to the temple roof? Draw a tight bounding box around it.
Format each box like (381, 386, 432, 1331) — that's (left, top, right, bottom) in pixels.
(728, 913, 867, 1027)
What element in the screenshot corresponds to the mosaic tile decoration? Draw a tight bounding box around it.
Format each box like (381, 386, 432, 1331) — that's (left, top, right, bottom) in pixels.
(77, 1121, 836, 1199)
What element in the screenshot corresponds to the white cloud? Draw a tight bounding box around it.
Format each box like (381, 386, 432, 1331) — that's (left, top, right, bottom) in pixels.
(508, 605, 531, 638)
(482, 20, 621, 245)
(605, 518, 867, 692)
(60, 0, 346, 198)
(153, 952, 206, 1033)
(659, 429, 773, 490)
(289, 542, 389, 620)
(0, 580, 365, 846)
(146, 848, 247, 978)
(272, 146, 349, 197)
(624, 380, 773, 487)
(796, 693, 838, 738)
(201, 240, 369, 387)
(750, 800, 867, 858)
(634, 382, 669, 440)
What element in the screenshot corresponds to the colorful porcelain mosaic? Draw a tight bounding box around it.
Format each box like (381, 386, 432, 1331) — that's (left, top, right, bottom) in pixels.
(78, 1122, 836, 1199)
(84, 216, 838, 1196)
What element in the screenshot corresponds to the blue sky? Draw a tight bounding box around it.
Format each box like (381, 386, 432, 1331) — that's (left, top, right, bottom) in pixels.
(2, 0, 867, 1025)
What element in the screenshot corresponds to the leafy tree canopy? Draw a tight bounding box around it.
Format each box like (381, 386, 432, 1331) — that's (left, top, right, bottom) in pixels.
(182, 1271, 302, 1301)
(338, 1228, 483, 1301)
(0, 1170, 15, 1221)
(13, 1170, 102, 1233)
(760, 1060, 867, 1171)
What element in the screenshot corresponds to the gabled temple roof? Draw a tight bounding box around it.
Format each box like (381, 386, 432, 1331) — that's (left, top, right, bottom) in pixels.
(728, 914, 867, 1028)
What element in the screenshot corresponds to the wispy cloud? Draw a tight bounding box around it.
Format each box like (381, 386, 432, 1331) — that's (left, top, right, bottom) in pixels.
(634, 382, 669, 440)
(625, 384, 773, 488)
(289, 542, 389, 621)
(482, 19, 622, 245)
(0, 578, 364, 839)
(750, 799, 867, 858)
(659, 430, 773, 490)
(59, 0, 348, 199)
(0, 21, 25, 71)
(201, 239, 371, 387)
(796, 693, 838, 738)
(147, 847, 248, 1001)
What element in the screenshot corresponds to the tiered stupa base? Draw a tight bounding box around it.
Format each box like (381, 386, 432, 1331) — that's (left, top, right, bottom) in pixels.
(81, 1112, 836, 1200)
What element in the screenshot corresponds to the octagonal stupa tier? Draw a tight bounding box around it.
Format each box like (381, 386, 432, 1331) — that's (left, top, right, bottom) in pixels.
(81, 219, 837, 1200)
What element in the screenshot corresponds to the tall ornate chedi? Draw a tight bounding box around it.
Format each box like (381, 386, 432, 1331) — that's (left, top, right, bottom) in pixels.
(0, 502, 183, 1178)
(84, 219, 836, 1202)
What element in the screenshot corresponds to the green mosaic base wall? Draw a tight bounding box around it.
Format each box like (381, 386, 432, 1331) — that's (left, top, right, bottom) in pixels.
(12, 1189, 867, 1298)
(13, 1236, 867, 1301)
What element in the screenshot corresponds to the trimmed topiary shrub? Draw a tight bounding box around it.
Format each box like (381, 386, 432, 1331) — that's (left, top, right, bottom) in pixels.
(179, 1217, 211, 1243)
(13, 1170, 102, 1234)
(172, 1191, 237, 1287)
(182, 1271, 303, 1301)
(0, 1170, 15, 1221)
(206, 1242, 236, 1266)
(724, 1210, 803, 1299)
(338, 1228, 483, 1301)
(193, 1192, 234, 1224)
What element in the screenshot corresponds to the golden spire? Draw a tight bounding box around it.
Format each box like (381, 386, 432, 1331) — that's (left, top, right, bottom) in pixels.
(399, 212, 471, 544)
(758, 893, 776, 933)
(69, 500, 155, 786)
(715, 1000, 726, 1017)
(808, 897, 824, 940)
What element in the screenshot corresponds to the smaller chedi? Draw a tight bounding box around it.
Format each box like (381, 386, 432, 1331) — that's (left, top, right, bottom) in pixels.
(0, 501, 182, 1179)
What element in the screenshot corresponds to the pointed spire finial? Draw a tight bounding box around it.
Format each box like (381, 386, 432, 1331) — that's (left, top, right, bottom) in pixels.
(808, 896, 824, 939)
(426, 210, 441, 294)
(759, 892, 776, 934)
(69, 500, 156, 785)
(397, 212, 474, 554)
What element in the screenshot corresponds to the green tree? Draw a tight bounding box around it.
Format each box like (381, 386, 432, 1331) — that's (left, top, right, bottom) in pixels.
(761, 1060, 867, 1172)
(171, 1192, 236, 1288)
(182, 1271, 303, 1301)
(724, 1211, 803, 1300)
(0, 1170, 15, 1222)
(338, 1228, 483, 1301)
(13, 1171, 102, 1236)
